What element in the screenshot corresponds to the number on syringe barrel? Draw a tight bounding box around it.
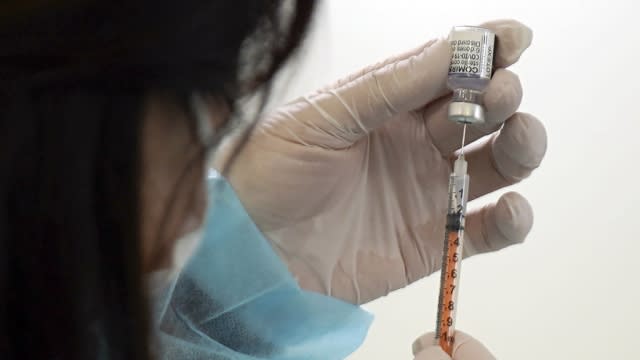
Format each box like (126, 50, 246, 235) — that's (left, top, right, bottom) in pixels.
(441, 332, 455, 344)
(451, 236, 460, 246)
(456, 189, 464, 212)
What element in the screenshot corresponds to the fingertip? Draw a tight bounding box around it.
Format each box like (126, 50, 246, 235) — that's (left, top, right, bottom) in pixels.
(451, 330, 497, 360)
(412, 332, 437, 355)
(481, 19, 533, 68)
(412, 333, 453, 360)
(414, 347, 452, 360)
(512, 113, 548, 162)
(495, 191, 534, 245)
(492, 112, 547, 181)
(482, 69, 523, 128)
(464, 192, 534, 256)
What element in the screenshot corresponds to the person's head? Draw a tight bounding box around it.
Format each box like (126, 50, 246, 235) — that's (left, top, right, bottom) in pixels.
(0, 1, 315, 358)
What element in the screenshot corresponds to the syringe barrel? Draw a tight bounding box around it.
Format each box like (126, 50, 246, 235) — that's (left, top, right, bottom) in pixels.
(446, 172, 470, 222)
(435, 170, 470, 355)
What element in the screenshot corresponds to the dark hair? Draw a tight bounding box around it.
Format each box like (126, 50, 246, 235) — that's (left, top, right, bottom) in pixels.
(0, 1, 315, 359)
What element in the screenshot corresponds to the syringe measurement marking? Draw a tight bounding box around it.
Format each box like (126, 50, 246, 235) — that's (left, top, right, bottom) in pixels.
(436, 228, 463, 354)
(435, 154, 469, 355)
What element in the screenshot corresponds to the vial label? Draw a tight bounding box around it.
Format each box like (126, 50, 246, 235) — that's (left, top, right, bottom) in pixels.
(448, 27, 495, 80)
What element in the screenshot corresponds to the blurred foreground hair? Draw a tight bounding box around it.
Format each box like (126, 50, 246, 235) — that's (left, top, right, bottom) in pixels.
(0, 1, 315, 359)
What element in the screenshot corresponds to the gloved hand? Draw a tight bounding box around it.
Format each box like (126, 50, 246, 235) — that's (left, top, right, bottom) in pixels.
(412, 331, 495, 360)
(214, 19, 547, 304)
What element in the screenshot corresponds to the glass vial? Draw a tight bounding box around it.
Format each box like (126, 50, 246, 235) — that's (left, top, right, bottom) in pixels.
(447, 26, 496, 124)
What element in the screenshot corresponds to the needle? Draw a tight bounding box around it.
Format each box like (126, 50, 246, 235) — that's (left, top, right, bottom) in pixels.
(460, 124, 467, 157)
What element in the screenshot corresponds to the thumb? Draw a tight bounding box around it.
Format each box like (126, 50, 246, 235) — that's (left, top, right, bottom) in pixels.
(270, 38, 450, 149)
(269, 19, 532, 149)
(414, 347, 452, 360)
(450, 330, 496, 360)
(412, 331, 496, 360)
(413, 332, 451, 359)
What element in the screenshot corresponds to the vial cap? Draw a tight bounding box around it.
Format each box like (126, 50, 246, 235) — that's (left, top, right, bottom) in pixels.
(448, 102, 485, 124)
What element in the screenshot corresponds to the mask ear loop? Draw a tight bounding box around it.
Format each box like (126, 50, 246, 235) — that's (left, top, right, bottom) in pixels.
(190, 93, 216, 151)
(191, 92, 236, 178)
(146, 95, 218, 299)
(156, 93, 214, 275)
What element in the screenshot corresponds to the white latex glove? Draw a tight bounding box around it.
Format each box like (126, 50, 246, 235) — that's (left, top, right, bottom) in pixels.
(215, 19, 547, 304)
(412, 331, 495, 360)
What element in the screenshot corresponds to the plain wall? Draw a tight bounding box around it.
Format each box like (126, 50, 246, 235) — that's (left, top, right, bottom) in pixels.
(274, 1, 640, 359)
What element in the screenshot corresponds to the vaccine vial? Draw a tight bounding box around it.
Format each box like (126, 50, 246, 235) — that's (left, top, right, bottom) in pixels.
(447, 26, 496, 124)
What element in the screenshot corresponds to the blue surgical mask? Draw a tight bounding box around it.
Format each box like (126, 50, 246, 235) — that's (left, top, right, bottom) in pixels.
(147, 170, 373, 360)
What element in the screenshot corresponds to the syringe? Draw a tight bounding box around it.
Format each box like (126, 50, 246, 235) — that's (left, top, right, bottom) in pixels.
(434, 126, 470, 355)
(434, 25, 495, 355)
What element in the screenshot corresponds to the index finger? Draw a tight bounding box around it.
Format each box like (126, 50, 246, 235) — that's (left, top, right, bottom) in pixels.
(481, 19, 534, 68)
(284, 20, 532, 148)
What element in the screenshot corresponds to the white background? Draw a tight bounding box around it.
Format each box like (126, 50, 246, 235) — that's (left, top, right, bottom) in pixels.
(275, 0, 640, 359)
